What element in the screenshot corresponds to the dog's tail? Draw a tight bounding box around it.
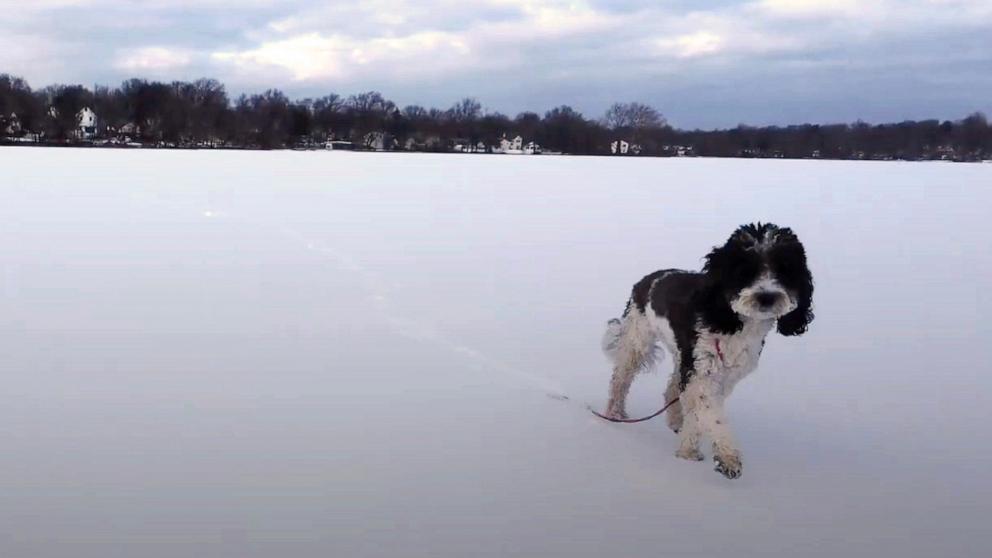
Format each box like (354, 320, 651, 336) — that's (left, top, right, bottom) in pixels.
(601, 318, 624, 361)
(601, 313, 665, 369)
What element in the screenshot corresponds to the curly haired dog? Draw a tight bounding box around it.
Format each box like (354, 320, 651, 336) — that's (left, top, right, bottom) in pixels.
(601, 223, 814, 479)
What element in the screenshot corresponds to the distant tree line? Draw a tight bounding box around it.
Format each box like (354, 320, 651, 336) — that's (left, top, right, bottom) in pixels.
(2, 73, 990, 161)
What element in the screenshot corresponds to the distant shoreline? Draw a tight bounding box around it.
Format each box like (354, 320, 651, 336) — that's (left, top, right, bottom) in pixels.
(3, 141, 989, 164)
(3, 74, 990, 163)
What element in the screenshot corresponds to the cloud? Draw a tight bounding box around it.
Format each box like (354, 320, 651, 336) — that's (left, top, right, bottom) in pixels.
(0, 31, 65, 82)
(647, 9, 804, 62)
(0, 0, 989, 127)
(659, 31, 724, 58)
(213, 31, 472, 81)
(755, 0, 865, 18)
(115, 47, 193, 71)
(507, 0, 618, 35)
(213, 34, 349, 81)
(213, 1, 618, 84)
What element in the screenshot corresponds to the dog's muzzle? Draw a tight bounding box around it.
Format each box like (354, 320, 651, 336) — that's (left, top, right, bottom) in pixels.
(754, 290, 781, 310)
(732, 286, 796, 319)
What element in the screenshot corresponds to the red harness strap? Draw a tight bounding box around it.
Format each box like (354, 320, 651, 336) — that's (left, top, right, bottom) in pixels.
(714, 338, 727, 366)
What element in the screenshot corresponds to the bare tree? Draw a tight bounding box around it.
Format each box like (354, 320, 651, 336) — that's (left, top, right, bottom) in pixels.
(446, 97, 483, 148)
(187, 78, 229, 144)
(513, 111, 541, 142)
(0, 74, 43, 135)
(603, 102, 666, 131)
(448, 97, 481, 122)
(92, 85, 127, 135)
(312, 94, 346, 140)
(347, 91, 396, 148)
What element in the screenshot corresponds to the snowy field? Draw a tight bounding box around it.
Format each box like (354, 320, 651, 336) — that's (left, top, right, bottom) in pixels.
(1, 147, 990, 558)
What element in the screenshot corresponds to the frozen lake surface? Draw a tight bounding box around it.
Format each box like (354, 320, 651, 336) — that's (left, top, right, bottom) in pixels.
(1, 148, 990, 557)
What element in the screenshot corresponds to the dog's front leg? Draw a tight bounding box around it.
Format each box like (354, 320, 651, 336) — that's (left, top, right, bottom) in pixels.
(674, 375, 702, 461)
(664, 368, 684, 433)
(683, 376, 742, 479)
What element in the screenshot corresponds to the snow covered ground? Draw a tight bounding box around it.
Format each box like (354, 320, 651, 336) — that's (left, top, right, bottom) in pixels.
(1, 147, 990, 557)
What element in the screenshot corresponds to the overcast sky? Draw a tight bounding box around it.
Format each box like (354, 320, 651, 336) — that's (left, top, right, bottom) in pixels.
(2, 0, 990, 128)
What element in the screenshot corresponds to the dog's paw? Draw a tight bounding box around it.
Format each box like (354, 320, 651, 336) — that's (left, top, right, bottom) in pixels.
(676, 447, 704, 461)
(714, 453, 742, 479)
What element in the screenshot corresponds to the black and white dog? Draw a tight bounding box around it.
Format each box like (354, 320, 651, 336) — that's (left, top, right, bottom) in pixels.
(602, 223, 813, 479)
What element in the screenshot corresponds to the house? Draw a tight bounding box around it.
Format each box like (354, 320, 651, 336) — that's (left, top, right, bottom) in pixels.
(663, 144, 693, 157)
(119, 122, 138, 136)
(76, 107, 98, 139)
(46, 106, 99, 139)
(498, 135, 524, 153)
(524, 141, 542, 155)
(2, 112, 21, 136)
(934, 145, 955, 161)
(610, 140, 641, 155)
(425, 135, 442, 150)
(405, 135, 442, 151)
(362, 131, 392, 151)
(404, 135, 440, 151)
(327, 140, 356, 151)
(449, 138, 488, 153)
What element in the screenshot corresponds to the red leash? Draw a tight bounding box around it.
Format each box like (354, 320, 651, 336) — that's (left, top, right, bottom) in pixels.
(589, 396, 681, 423)
(590, 338, 727, 424)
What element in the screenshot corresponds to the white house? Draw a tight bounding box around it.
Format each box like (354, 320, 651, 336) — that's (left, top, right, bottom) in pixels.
(611, 139, 642, 155)
(46, 106, 98, 138)
(498, 135, 524, 153)
(118, 122, 139, 137)
(77, 107, 97, 138)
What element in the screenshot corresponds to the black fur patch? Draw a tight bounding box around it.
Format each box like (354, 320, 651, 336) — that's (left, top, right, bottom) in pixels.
(648, 271, 705, 390)
(624, 269, 679, 317)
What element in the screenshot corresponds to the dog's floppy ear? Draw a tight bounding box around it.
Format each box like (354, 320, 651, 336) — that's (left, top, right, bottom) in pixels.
(699, 244, 744, 335)
(776, 241, 814, 337)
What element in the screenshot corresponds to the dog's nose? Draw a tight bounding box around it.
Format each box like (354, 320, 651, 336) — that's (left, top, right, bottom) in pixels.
(755, 291, 780, 308)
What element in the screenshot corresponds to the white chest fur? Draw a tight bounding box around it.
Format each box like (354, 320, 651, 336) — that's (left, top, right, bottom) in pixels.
(643, 305, 774, 397)
(696, 319, 774, 396)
